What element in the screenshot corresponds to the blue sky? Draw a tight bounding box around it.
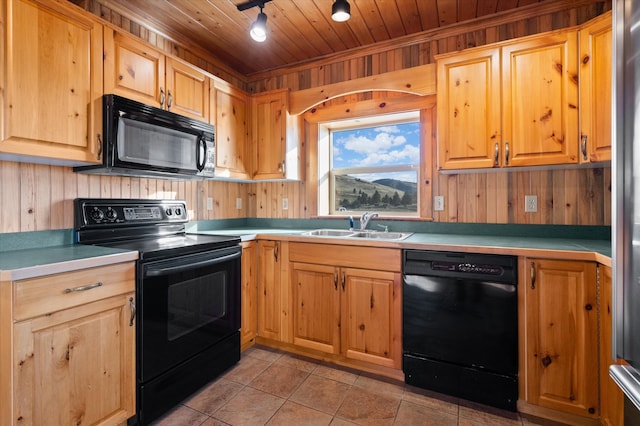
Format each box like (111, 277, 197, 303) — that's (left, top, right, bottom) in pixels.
(332, 122, 420, 183)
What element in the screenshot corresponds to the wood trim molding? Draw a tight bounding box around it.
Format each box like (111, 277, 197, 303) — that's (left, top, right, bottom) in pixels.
(290, 64, 436, 115)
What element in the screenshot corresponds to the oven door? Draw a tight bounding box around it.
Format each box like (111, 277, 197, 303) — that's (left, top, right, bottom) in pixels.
(138, 245, 241, 382)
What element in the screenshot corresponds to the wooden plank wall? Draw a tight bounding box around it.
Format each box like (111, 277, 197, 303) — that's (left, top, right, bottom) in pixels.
(0, 1, 612, 233)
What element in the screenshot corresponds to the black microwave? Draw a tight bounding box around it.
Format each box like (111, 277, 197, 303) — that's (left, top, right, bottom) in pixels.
(75, 94, 215, 180)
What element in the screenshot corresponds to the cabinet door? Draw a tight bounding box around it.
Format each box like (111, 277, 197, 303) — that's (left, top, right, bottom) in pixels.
(600, 264, 624, 426)
(436, 47, 502, 169)
(502, 32, 579, 166)
(241, 241, 257, 348)
(252, 90, 288, 180)
(213, 81, 250, 179)
(257, 240, 282, 340)
(579, 14, 612, 163)
(1, 0, 103, 164)
(525, 259, 598, 418)
(165, 57, 210, 121)
(291, 262, 340, 354)
(13, 293, 135, 425)
(341, 268, 402, 369)
(103, 28, 165, 108)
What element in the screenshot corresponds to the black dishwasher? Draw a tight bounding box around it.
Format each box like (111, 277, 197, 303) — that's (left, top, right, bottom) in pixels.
(403, 250, 518, 411)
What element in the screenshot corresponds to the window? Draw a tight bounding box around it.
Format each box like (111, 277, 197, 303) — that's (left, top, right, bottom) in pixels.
(318, 112, 420, 216)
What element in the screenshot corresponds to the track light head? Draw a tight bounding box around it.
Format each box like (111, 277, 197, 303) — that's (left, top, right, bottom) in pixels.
(250, 8, 267, 42)
(332, 0, 351, 22)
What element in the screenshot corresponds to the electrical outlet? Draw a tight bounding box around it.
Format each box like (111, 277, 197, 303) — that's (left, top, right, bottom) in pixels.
(434, 196, 445, 211)
(236, 198, 242, 210)
(282, 198, 289, 210)
(525, 195, 538, 213)
(206, 197, 213, 211)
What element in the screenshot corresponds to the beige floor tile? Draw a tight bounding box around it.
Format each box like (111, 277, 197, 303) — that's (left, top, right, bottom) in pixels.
(458, 401, 522, 426)
(402, 387, 459, 416)
(250, 363, 310, 398)
(183, 377, 244, 415)
(336, 386, 401, 425)
(313, 364, 359, 385)
(393, 400, 458, 426)
(267, 401, 333, 426)
(276, 353, 320, 373)
(244, 346, 284, 363)
(213, 386, 285, 425)
(290, 374, 351, 415)
(151, 405, 209, 426)
(353, 374, 406, 399)
(222, 355, 271, 385)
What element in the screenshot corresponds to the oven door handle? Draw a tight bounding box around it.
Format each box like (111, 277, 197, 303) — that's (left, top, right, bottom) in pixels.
(144, 251, 241, 277)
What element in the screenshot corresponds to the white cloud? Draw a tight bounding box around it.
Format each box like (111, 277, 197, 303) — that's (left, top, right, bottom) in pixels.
(374, 125, 401, 134)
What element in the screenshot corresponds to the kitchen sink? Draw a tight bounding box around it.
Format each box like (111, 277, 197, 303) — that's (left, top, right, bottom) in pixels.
(301, 229, 413, 241)
(302, 229, 358, 237)
(350, 231, 413, 240)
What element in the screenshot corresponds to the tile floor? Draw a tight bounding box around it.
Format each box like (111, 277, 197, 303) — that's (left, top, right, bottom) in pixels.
(152, 345, 552, 426)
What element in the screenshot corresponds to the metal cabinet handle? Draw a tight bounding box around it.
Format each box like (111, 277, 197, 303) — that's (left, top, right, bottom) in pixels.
(494, 142, 499, 166)
(167, 90, 173, 111)
(64, 282, 103, 293)
(505, 141, 510, 166)
(581, 134, 588, 161)
(341, 272, 345, 291)
(281, 161, 286, 176)
(129, 297, 136, 327)
(274, 243, 278, 262)
(530, 262, 536, 289)
(96, 133, 103, 161)
(334, 272, 338, 290)
(159, 87, 165, 107)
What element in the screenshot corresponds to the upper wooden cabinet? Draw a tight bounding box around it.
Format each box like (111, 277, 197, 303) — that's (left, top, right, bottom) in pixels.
(437, 30, 580, 169)
(212, 79, 251, 179)
(251, 89, 303, 180)
(104, 28, 209, 121)
(0, 0, 103, 164)
(579, 12, 612, 163)
(522, 258, 598, 419)
(437, 47, 501, 169)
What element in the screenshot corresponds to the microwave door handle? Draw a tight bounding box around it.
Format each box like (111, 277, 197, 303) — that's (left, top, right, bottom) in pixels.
(144, 251, 241, 278)
(196, 136, 206, 172)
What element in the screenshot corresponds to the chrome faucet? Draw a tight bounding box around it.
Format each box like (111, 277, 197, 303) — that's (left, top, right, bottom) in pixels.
(360, 211, 379, 231)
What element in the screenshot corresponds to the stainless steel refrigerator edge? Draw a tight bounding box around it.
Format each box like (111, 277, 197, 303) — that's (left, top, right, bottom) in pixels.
(611, 0, 640, 416)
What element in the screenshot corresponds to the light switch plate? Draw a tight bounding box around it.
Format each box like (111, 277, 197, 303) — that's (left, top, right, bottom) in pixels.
(206, 197, 213, 210)
(282, 198, 289, 210)
(434, 196, 445, 211)
(236, 198, 242, 210)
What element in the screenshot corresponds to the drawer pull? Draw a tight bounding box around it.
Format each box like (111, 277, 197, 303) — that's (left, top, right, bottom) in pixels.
(64, 282, 103, 293)
(129, 297, 136, 327)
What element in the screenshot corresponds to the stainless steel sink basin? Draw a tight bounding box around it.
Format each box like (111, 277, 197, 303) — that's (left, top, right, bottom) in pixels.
(301, 229, 412, 241)
(302, 229, 358, 237)
(351, 231, 413, 240)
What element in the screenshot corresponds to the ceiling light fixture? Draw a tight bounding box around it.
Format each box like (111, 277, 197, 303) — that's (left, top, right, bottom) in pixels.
(250, 7, 267, 42)
(331, 0, 351, 22)
(237, 0, 273, 42)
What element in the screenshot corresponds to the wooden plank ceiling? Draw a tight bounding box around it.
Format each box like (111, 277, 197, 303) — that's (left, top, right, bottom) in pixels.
(90, 0, 552, 76)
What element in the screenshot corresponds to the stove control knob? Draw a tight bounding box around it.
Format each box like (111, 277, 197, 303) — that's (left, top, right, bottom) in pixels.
(165, 208, 173, 216)
(105, 209, 118, 221)
(90, 208, 104, 222)
(174, 207, 183, 217)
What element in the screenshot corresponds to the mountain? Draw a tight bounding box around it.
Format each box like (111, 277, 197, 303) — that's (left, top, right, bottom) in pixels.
(372, 179, 417, 194)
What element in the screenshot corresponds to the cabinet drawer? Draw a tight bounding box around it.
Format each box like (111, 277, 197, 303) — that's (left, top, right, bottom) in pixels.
(13, 262, 135, 321)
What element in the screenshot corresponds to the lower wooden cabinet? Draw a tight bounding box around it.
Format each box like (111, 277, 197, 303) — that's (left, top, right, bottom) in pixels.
(257, 240, 288, 341)
(289, 243, 402, 370)
(240, 241, 258, 349)
(521, 258, 599, 419)
(0, 262, 136, 426)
